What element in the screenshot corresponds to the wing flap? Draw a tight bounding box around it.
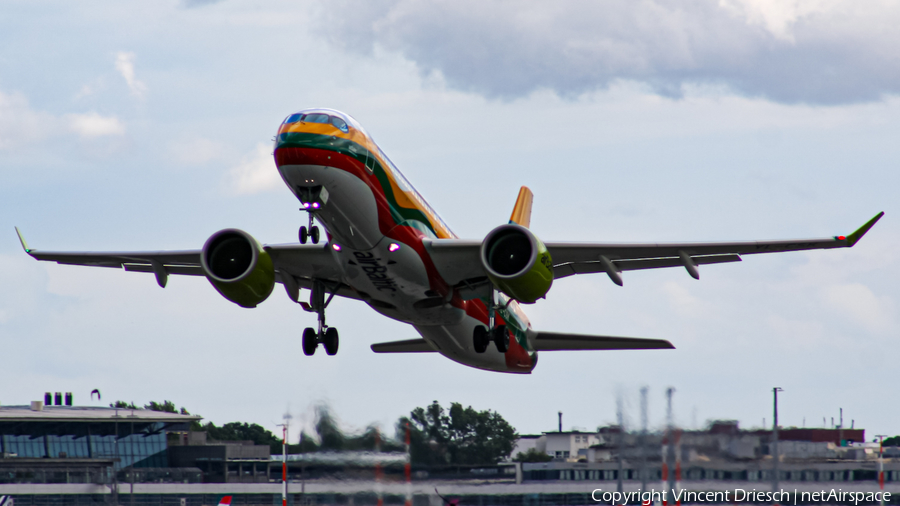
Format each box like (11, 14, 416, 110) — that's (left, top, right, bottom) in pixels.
(533, 331, 674, 351)
(370, 338, 436, 353)
(123, 264, 205, 276)
(554, 254, 741, 279)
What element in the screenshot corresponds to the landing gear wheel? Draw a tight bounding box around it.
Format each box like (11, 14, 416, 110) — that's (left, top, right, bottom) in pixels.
(302, 327, 318, 356)
(310, 226, 320, 244)
(493, 325, 509, 353)
(323, 327, 339, 355)
(473, 326, 489, 354)
(299, 226, 308, 244)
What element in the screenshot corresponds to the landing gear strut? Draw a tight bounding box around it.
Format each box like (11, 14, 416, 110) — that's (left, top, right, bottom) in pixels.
(473, 286, 511, 353)
(302, 280, 339, 356)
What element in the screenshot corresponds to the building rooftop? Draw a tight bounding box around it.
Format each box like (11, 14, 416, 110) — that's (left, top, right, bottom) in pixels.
(0, 405, 201, 423)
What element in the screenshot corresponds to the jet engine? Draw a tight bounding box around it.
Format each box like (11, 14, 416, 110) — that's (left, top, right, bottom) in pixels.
(200, 229, 275, 308)
(480, 224, 553, 303)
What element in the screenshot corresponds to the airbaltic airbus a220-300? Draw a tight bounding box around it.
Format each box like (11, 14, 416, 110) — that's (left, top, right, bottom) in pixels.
(16, 109, 884, 373)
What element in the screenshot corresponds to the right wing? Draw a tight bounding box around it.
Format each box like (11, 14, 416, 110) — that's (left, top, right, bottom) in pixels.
(14, 228, 359, 301)
(371, 338, 436, 353)
(532, 332, 674, 351)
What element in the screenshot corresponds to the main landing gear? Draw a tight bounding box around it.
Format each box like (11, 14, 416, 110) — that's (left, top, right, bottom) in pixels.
(473, 287, 511, 354)
(301, 280, 339, 356)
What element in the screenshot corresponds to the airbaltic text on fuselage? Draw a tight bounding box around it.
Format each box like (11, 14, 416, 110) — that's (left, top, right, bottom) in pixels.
(353, 251, 398, 292)
(590, 488, 891, 505)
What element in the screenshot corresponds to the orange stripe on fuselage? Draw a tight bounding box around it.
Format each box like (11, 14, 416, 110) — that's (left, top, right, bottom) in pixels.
(278, 121, 453, 239)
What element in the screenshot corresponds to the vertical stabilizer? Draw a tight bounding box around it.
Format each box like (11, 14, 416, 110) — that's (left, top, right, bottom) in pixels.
(508, 186, 533, 228)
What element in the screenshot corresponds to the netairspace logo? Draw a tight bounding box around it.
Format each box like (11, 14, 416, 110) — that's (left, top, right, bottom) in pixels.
(591, 488, 892, 505)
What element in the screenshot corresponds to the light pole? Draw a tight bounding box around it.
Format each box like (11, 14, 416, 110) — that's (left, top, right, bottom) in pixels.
(772, 387, 783, 497)
(276, 424, 288, 506)
(876, 435, 887, 506)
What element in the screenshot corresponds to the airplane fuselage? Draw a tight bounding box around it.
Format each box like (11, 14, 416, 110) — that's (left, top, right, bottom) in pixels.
(274, 109, 537, 373)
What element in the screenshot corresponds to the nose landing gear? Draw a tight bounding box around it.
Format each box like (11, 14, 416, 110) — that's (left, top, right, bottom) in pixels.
(299, 215, 320, 245)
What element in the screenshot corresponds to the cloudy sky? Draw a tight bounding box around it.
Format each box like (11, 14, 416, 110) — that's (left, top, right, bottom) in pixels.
(2, 0, 899, 442)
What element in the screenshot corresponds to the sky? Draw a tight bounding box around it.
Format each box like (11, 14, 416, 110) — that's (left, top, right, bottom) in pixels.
(2, 0, 899, 443)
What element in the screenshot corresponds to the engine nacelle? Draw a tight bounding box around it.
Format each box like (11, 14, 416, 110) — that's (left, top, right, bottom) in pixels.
(200, 229, 275, 308)
(480, 224, 553, 303)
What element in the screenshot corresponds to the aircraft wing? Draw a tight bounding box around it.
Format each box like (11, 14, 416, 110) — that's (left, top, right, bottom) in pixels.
(426, 212, 883, 288)
(532, 332, 674, 351)
(14, 228, 357, 300)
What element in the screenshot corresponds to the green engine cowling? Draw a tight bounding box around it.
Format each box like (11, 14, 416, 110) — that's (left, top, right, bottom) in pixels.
(200, 229, 275, 308)
(480, 224, 553, 303)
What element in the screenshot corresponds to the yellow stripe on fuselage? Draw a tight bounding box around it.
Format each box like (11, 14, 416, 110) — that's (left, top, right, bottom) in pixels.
(279, 121, 454, 239)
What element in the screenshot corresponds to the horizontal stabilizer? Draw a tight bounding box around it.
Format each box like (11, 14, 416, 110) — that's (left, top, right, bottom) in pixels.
(533, 332, 674, 351)
(371, 338, 436, 353)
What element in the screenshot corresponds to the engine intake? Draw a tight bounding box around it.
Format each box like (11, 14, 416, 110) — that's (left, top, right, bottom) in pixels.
(200, 229, 275, 308)
(480, 224, 553, 303)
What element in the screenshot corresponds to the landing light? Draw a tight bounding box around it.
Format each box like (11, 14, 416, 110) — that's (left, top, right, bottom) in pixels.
(388, 243, 400, 252)
(301, 202, 310, 209)
(312, 202, 320, 209)
(332, 243, 342, 251)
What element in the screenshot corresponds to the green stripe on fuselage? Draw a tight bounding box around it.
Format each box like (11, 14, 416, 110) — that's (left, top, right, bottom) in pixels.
(277, 132, 437, 237)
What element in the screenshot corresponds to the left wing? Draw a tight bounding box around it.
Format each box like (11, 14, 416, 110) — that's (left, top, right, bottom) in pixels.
(425, 212, 883, 289)
(371, 339, 436, 353)
(14, 228, 359, 301)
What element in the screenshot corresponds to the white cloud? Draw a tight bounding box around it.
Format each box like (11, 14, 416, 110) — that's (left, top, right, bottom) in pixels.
(65, 112, 126, 138)
(821, 282, 895, 334)
(719, 0, 840, 41)
(315, 0, 900, 104)
(225, 142, 282, 194)
(660, 281, 711, 318)
(115, 51, 148, 99)
(0, 90, 52, 150)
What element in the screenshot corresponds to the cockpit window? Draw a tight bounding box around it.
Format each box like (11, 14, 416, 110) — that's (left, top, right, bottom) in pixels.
(304, 113, 331, 124)
(284, 111, 353, 133)
(331, 116, 349, 133)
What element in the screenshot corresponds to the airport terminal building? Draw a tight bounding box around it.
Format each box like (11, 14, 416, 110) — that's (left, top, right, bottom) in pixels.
(3, 404, 900, 506)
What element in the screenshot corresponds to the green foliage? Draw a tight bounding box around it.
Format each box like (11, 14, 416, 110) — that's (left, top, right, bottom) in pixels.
(204, 421, 282, 452)
(145, 400, 177, 413)
(402, 401, 518, 466)
(109, 401, 137, 409)
(513, 448, 552, 463)
(881, 436, 900, 446)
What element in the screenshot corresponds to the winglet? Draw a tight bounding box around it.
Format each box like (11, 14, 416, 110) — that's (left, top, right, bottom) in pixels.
(14, 227, 33, 254)
(509, 186, 533, 228)
(844, 212, 884, 247)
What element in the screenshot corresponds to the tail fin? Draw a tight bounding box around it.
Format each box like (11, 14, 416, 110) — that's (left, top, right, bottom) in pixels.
(217, 496, 232, 506)
(509, 186, 533, 228)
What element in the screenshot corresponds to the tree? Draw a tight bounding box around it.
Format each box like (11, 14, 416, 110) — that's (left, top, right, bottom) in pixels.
(204, 421, 282, 452)
(882, 436, 900, 446)
(513, 448, 552, 463)
(145, 400, 177, 413)
(402, 401, 518, 466)
(110, 401, 137, 409)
